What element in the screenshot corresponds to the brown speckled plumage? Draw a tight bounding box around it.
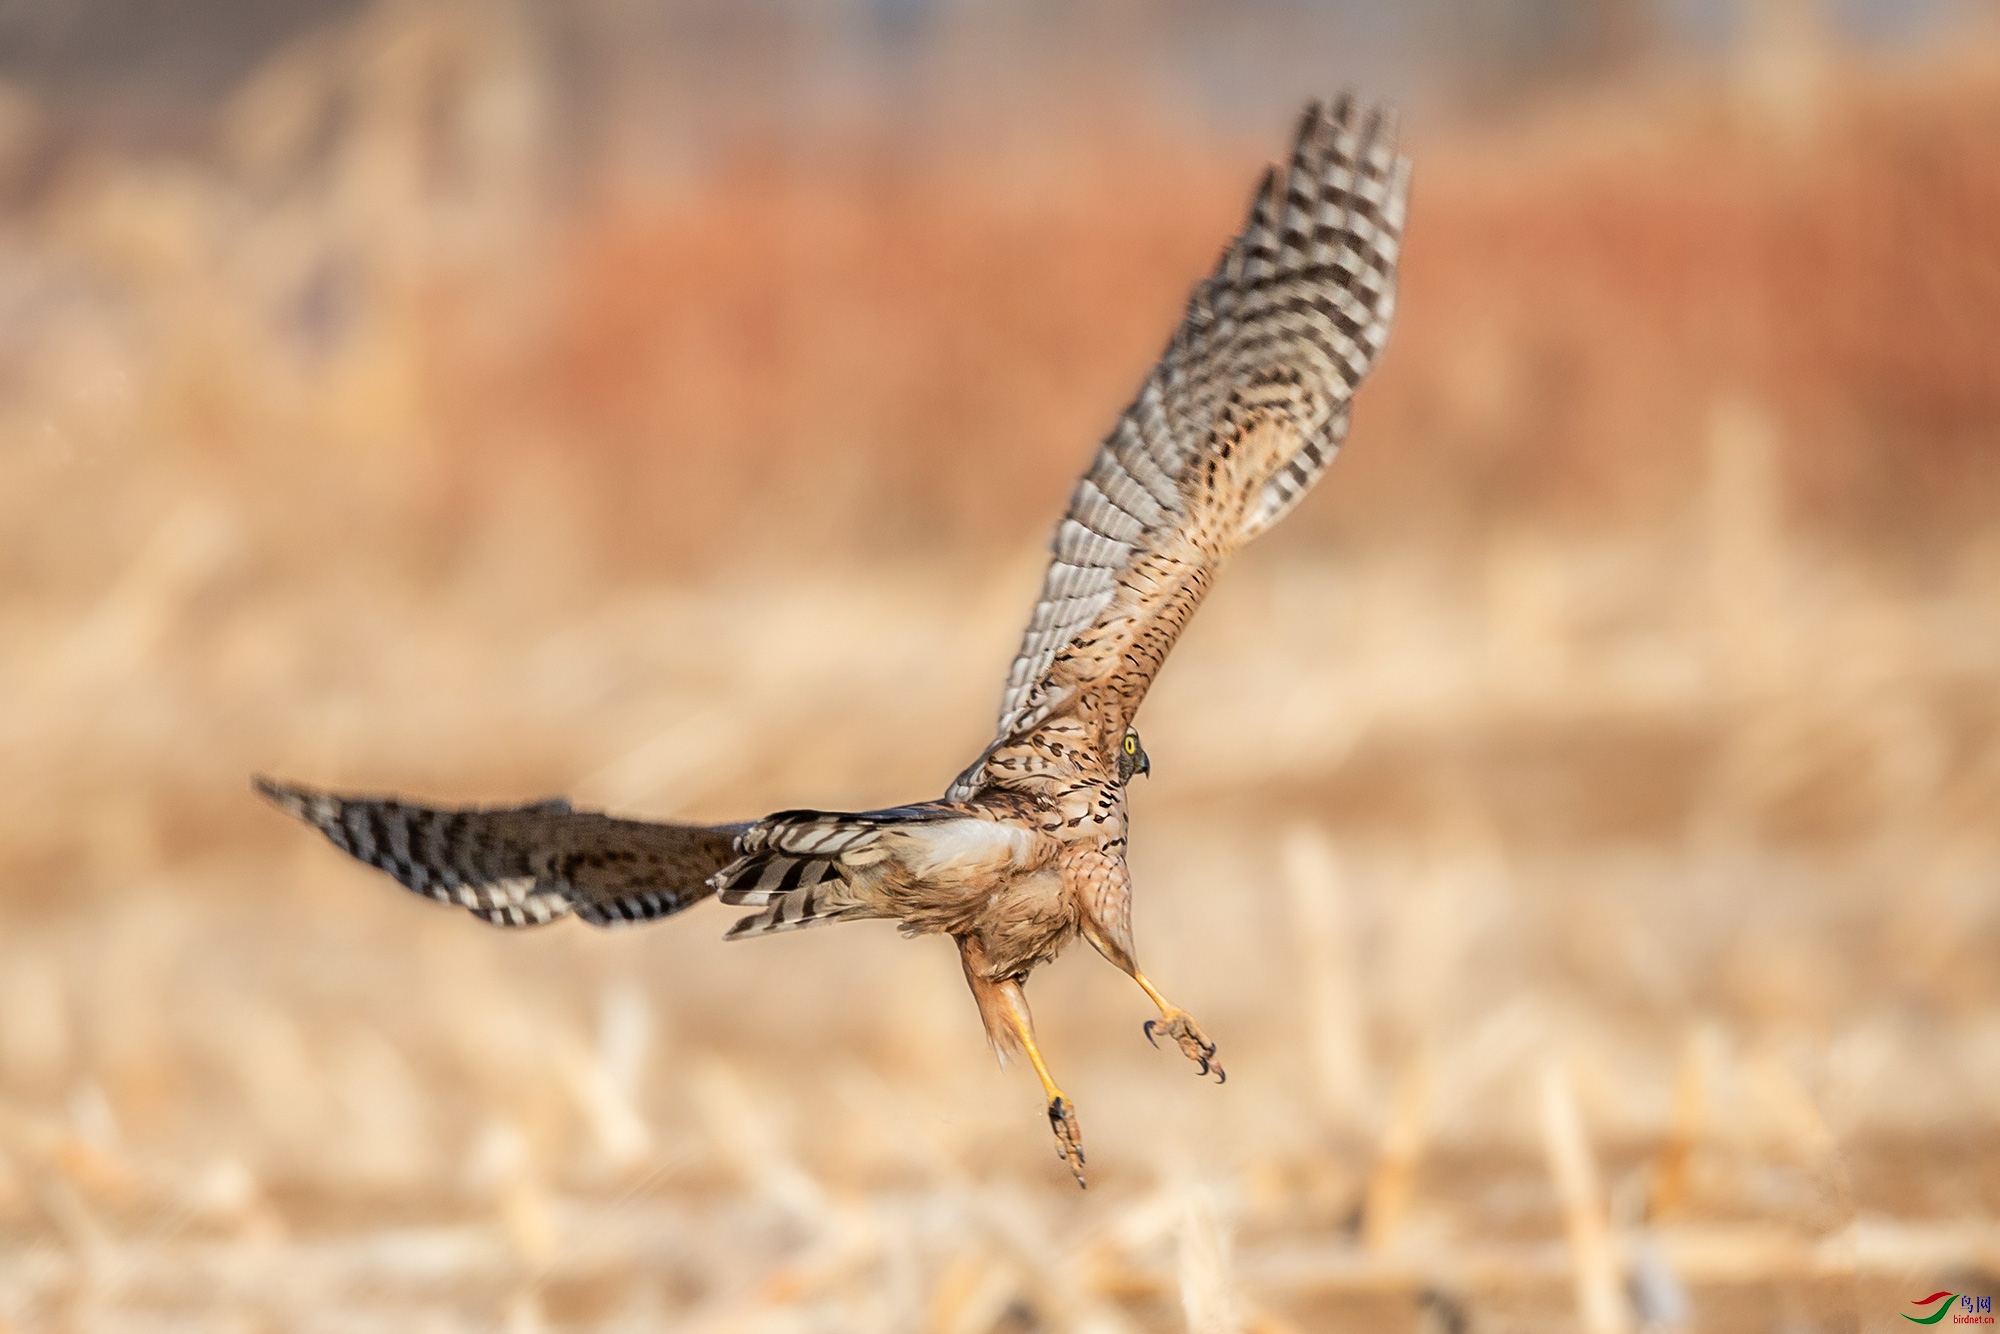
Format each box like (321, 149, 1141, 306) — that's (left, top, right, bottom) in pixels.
(257, 95, 1409, 1187)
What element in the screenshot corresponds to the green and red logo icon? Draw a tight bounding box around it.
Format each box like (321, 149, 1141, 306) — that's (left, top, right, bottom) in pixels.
(1907, 1292, 1995, 1324)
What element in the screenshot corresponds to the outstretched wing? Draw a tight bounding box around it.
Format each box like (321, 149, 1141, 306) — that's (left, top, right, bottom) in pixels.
(977, 96, 1408, 764)
(256, 777, 746, 927)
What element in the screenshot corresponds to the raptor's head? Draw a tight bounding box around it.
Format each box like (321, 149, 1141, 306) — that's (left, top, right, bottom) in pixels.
(1117, 726, 1151, 784)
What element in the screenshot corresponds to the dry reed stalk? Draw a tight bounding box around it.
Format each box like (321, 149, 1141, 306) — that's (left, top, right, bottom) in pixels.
(554, 1031, 652, 1173)
(1361, 1057, 1430, 1254)
(1176, 1181, 1242, 1334)
(688, 1058, 833, 1231)
(55, 500, 238, 685)
(0, 961, 68, 1100)
(1704, 396, 1787, 699)
(1741, 1047, 1838, 1167)
(1740, 1041, 1860, 1320)
(930, 1251, 1025, 1334)
(1645, 1025, 1721, 1221)
(1280, 825, 1373, 1135)
(1116, 1215, 2000, 1303)
(8, 1213, 1994, 1314)
(464, 1118, 557, 1270)
(1538, 1057, 1630, 1334)
(966, 1186, 1137, 1334)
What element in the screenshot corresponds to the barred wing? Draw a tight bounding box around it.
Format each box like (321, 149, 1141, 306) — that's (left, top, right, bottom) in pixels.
(257, 777, 746, 927)
(982, 96, 1408, 755)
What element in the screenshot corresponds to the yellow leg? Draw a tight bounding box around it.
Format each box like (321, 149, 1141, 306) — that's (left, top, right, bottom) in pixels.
(989, 977, 1087, 1188)
(1004, 1005, 1068, 1106)
(958, 936, 1088, 1187)
(1077, 918, 1226, 1086)
(1133, 971, 1175, 1015)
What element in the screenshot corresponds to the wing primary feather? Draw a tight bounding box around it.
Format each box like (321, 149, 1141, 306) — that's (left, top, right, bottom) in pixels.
(969, 90, 1410, 766)
(255, 776, 744, 930)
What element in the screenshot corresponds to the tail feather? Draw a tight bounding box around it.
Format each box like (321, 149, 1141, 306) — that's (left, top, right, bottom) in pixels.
(722, 853, 843, 907)
(721, 884, 868, 939)
(714, 804, 947, 939)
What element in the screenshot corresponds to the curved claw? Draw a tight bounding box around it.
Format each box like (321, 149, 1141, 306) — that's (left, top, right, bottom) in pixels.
(1145, 1009, 1225, 1087)
(1143, 1019, 1161, 1048)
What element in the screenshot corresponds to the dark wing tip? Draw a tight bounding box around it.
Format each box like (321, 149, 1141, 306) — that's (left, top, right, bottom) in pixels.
(1244, 164, 1282, 271)
(1360, 100, 1399, 154)
(1284, 92, 1403, 198)
(1249, 162, 1279, 219)
(1292, 99, 1326, 156)
(252, 773, 320, 823)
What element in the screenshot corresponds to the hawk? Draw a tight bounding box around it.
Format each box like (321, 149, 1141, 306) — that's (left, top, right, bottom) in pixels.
(260, 96, 1409, 1186)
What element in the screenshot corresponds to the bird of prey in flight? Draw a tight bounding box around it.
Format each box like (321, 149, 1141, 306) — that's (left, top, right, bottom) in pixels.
(261, 95, 1409, 1186)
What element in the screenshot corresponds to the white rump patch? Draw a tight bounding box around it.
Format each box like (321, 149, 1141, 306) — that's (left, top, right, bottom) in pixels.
(895, 819, 1038, 880)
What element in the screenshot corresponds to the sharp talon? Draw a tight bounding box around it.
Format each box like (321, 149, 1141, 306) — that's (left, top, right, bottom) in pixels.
(1147, 1009, 1225, 1086)
(1047, 1094, 1087, 1188)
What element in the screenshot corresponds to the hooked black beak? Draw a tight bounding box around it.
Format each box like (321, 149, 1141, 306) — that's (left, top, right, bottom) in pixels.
(1139, 752, 1151, 779)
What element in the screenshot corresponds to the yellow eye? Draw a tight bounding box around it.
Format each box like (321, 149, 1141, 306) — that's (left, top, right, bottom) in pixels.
(1123, 734, 1137, 755)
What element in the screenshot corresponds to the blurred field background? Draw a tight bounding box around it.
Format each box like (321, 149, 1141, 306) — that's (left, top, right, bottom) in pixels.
(2, 0, 1998, 1329)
